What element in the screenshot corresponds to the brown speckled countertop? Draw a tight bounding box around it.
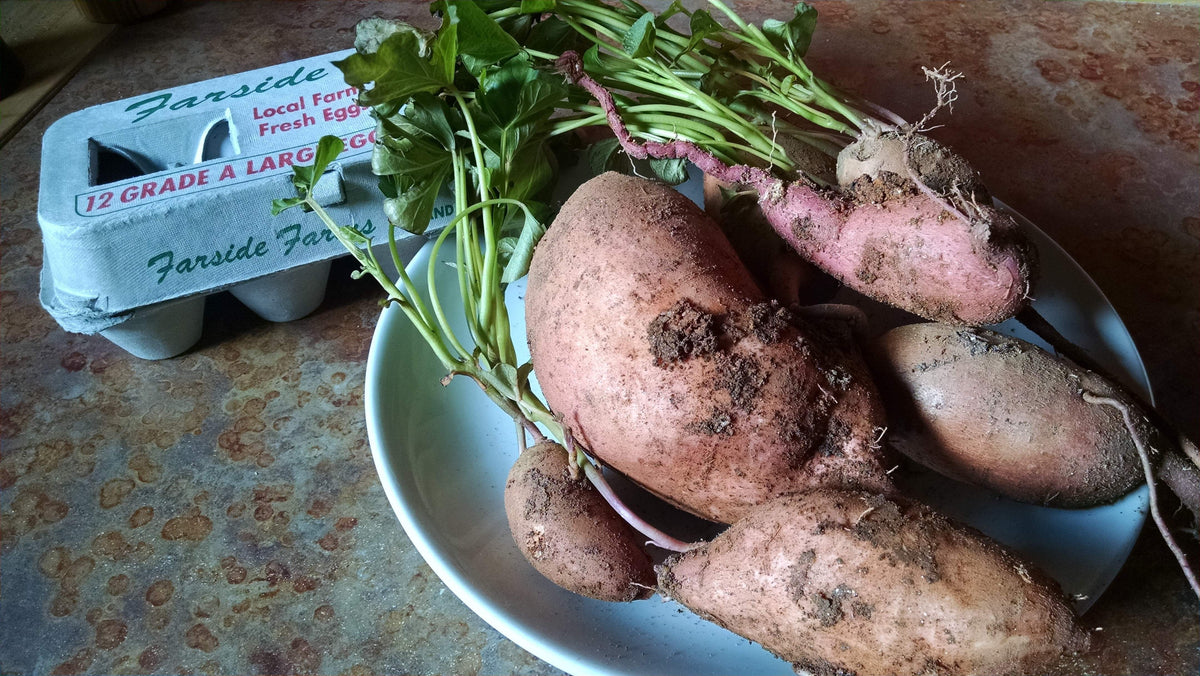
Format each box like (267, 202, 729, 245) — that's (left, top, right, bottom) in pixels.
(1, 2, 1196, 675)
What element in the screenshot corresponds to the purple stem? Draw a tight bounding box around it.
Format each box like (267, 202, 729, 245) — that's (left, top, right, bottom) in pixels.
(581, 462, 700, 553)
(556, 51, 778, 191)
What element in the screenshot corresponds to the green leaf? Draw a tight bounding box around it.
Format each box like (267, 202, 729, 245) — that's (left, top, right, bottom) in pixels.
(270, 196, 305, 216)
(688, 10, 721, 46)
(762, 3, 818, 59)
(383, 174, 453, 235)
(656, 0, 688, 24)
(435, 0, 521, 66)
(473, 57, 564, 200)
(499, 206, 546, 283)
(586, 137, 621, 176)
(290, 136, 344, 194)
(431, 16, 459, 85)
(515, 361, 535, 392)
(338, 225, 372, 247)
(622, 12, 656, 58)
(649, 158, 688, 185)
(523, 15, 584, 55)
(313, 136, 345, 176)
(403, 92, 461, 150)
(667, 9, 722, 66)
(479, 362, 520, 395)
(334, 30, 452, 106)
(351, 17, 421, 55)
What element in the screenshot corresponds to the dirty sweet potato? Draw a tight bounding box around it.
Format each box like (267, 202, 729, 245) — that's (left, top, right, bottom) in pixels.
(504, 441, 655, 602)
(869, 322, 1162, 507)
(658, 488, 1090, 676)
(525, 171, 890, 524)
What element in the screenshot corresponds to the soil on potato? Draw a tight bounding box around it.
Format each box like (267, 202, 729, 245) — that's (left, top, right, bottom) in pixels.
(846, 494, 940, 583)
(648, 300, 805, 435)
(848, 170, 917, 205)
(747, 301, 793, 343)
(904, 135, 988, 202)
(714, 352, 767, 412)
(519, 466, 586, 526)
(647, 299, 721, 366)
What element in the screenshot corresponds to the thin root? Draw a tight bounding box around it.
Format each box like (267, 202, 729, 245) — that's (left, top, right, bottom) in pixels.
(853, 506, 877, 526)
(1083, 391, 1200, 600)
(1180, 436, 1200, 471)
(912, 63, 963, 134)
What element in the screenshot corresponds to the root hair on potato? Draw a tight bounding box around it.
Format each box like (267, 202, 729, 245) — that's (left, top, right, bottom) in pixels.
(911, 63, 963, 134)
(1082, 391, 1200, 598)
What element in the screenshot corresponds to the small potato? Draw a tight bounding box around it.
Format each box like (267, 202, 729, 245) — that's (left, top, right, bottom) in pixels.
(658, 488, 1089, 676)
(870, 322, 1160, 507)
(504, 442, 655, 602)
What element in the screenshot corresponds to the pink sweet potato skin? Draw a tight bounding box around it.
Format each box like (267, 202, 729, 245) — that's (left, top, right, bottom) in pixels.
(755, 178, 1035, 326)
(525, 172, 890, 524)
(870, 323, 1156, 507)
(658, 489, 1090, 676)
(504, 442, 655, 602)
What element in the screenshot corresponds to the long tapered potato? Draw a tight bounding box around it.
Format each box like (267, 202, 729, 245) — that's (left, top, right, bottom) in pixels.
(658, 488, 1090, 675)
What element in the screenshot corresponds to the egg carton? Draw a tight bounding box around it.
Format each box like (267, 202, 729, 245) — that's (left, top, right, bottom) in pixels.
(37, 50, 452, 359)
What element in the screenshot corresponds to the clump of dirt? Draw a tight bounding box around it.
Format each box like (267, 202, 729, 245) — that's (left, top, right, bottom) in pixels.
(850, 495, 940, 583)
(817, 418, 852, 458)
(904, 135, 988, 203)
(810, 584, 857, 627)
(848, 170, 917, 205)
(647, 299, 720, 366)
(715, 353, 767, 412)
(686, 408, 735, 436)
(791, 656, 860, 676)
(855, 241, 886, 285)
(521, 467, 585, 522)
(786, 549, 818, 603)
(747, 301, 793, 343)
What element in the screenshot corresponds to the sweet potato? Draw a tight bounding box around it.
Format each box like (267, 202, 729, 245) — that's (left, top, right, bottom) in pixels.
(869, 322, 1162, 507)
(658, 488, 1090, 676)
(525, 171, 890, 524)
(558, 55, 1037, 327)
(504, 441, 655, 602)
(754, 171, 1034, 326)
(703, 174, 839, 308)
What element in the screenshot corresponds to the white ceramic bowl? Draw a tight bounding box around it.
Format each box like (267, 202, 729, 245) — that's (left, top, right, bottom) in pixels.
(364, 172, 1151, 676)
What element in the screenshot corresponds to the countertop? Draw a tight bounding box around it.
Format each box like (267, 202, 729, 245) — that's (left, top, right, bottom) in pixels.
(1, 1, 1196, 674)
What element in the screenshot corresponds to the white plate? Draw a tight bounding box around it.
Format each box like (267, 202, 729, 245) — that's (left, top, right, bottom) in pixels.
(364, 169, 1151, 676)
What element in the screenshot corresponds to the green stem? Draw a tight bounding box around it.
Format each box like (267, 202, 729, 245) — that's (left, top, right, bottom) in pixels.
(303, 198, 459, 372)
(453, 92, 501, 358)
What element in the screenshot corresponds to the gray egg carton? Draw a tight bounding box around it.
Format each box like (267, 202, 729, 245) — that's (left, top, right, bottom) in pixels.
(37, 50, 451, 359)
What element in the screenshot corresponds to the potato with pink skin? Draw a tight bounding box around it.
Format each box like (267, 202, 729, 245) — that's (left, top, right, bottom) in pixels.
(504, 441, 655, 602)
(525, 172, 890, 524)
(756, 174, 1034, 326)
(558, 54, 1037, 328)
(657, 488, 1090, 676)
